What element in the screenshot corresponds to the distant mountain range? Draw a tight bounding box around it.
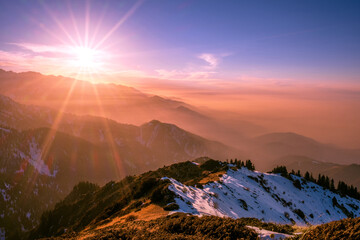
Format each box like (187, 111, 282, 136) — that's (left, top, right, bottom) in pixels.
(0, 69, 263, 148)
(248, 132, 360, 170)
(1, 69, 359, 166)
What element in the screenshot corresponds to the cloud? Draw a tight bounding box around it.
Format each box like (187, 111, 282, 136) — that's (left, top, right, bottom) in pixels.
(10, 42, 69, 54)
(155, 69, 217, 80)
(154, 52, 226, 80)
(198, 53, 219, 69)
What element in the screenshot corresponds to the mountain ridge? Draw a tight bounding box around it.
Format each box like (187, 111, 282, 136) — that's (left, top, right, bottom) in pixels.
(29, 159, 360, 239)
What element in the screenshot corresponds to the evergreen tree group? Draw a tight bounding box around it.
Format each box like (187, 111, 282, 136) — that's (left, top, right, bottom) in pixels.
(271, 166, 360, 200)
(226, 158, 255, 171)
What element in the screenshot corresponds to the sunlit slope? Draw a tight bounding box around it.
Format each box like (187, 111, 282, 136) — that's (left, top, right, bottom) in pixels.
(30, 159, 360, 239)
(301, 217, 360, 239)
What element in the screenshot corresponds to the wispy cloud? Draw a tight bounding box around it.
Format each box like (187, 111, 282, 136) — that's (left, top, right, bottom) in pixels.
(154, 52, 229, 80)
(198, 53, 219, 69)
(10, 42, 70, 54)
(155, 69, 217, 80)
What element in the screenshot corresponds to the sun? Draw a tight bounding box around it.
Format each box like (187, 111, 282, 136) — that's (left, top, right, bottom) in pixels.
(73, 46, 99, 69)
(66, 45, 109, 81)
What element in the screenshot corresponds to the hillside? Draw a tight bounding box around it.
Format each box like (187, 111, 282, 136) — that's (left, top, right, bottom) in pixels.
(0, 123, 241, 239)
(250, 132, 360, 170)
(0, 94, 246, 239)
(0, 127, 119, 239)
(166, 166, 359, 225)
(36, 213, 261, 240)
(300, 217, 360, 240)
(272, 155, 360, 189)
(30, 159, 360, 239)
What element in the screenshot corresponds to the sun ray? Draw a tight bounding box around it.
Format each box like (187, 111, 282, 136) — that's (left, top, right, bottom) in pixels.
(94, 0, 144, 50)
(67, 1, 83, 46)
(23, 72, 81, 194)
(88, 73, 127, 178)
(40, 1, 78, 47)
(21, 0, 144, 190)
(89, 3, 109, 49)
(30, 18, 72, 47)
(85, 0, 90, 48)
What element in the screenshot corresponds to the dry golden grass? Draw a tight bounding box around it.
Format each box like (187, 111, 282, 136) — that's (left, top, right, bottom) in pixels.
(87, 203, 169, 231)
(72, 204, 169, 240)
(121, 203, 169, 221)
(198, 171, 226, 185)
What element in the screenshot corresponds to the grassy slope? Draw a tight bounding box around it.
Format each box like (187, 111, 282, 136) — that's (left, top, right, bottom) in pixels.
(298, 217, 360, 240)
(31, 159, 297, 239)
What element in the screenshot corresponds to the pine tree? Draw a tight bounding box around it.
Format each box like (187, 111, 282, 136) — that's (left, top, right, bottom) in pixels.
(245, 159, 255, 171)
(325, 176, 330, 189)
(330, 179, 335, 191)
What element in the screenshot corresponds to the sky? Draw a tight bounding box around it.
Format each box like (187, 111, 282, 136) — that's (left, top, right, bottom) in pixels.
(0, 0, 359, 86)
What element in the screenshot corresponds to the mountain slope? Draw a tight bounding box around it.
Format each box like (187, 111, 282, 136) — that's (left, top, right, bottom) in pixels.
(301, 217, 360, 240)
(0, 97, 242, 239)
(272, 155, 360, 189)
(167, 166, 359, 225)
(30, 159, 360, 239)
(0, 127, 117, 239)
(250, 132, 360, 170)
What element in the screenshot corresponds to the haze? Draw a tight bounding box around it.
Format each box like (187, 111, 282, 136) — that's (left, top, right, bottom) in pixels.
(0, 0, 359, 150)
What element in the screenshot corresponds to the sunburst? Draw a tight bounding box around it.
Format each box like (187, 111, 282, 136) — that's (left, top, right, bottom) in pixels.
(23, 0, 144, 192)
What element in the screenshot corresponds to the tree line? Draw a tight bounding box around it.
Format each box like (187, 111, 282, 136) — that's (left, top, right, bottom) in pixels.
(226, 158, 255, 171)
(271, 165, 360, 200)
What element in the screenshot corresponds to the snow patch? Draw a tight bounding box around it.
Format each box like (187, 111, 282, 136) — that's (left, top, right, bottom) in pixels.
(165, 167, 360, 225)
(16, 138, 57, 177)
(99, 129, 104, 142)
(0, 127, 10, 133)
(247, 226, 293, 240)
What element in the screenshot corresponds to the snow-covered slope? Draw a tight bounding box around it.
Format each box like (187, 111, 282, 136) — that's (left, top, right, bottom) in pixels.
(165, 167, 360, 225)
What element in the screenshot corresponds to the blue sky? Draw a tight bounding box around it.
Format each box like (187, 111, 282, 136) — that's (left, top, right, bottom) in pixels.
(0, 0, 359, 84)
